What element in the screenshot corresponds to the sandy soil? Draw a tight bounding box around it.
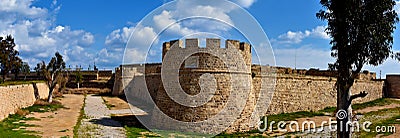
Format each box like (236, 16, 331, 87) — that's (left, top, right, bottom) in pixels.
(102, 96, 130, 110)
(24, 94, 84, 138)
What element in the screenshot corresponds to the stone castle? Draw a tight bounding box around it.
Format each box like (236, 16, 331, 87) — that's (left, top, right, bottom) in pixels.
(113, 38, 395, 133)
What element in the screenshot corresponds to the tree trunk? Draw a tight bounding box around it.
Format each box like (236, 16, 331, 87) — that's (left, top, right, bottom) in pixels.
(2, 74, 5, 83)
(14, 73, 18, 80)
(77, 82, 80, 89)
(47, 88, 54, 103)
(32, 83, 40, 100)
(337, 82, 352, 138)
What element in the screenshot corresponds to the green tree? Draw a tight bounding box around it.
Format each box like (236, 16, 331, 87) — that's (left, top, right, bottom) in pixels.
(75, 69, 83, 89)
(317, 0, 398, 137)
(41, 52, 66, 103)
(0, 35, 22, 83)
(34, 63, 42, 77)
(21, 62, 30, 80)
(11, 58, 22, 80)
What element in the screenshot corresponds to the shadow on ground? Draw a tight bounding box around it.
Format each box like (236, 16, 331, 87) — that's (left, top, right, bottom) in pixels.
(111, 115, 147, 129)
(89, 117, 123, 127)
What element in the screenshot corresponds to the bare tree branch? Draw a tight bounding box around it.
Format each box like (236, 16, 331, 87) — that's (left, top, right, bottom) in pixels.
(350, 91, 368, 102)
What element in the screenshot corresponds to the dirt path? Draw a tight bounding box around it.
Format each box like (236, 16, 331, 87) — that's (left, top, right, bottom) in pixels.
(76, 94, 126, 138)
(25, 94, 84, 138)
(356, 103, 400, 114)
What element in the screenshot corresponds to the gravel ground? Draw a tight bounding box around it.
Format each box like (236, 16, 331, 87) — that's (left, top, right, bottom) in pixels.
(77, 94, 126, 138)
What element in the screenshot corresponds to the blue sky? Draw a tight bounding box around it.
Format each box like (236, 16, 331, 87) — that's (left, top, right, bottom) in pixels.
(0, 0, 399, 77)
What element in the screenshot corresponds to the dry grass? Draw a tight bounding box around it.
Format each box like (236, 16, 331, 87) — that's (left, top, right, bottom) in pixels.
(0, 80, 45, 86)
(62, 88, 111, 95)
(34, 99, 62, 106)
(53, 90, 64, 98)
(22, 99, 64, 113)
(15, 109, 30, 116)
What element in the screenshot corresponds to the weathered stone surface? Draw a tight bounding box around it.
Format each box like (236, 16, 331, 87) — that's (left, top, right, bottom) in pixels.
(0, 83, 49, 121)
(386, 75, 400, 98)
(113, 38, 384, 133)
(265, 74, 383, 115)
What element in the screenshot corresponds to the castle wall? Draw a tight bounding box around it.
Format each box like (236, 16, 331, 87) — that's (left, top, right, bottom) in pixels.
(98, 70, 113, 78)
(113, 38, 385, 133)
(0, 83, 49, 121)
(386, 75, 400, 98)
(112, 67, 123, 96)
(113, 64, 161, 103)
(115, 65, 384, 133)
(263, 74, 383, 115)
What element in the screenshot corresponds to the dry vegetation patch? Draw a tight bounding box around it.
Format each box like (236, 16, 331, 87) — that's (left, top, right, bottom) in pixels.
(62, 88, 111, 95)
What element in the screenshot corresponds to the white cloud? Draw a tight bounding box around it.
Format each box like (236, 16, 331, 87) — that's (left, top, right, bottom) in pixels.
(311, 26, 330, 39)
(174, 3, 234, 25)
(96, 48, 119, 64)
(395, 1, 400, 15)
(14, 25, 95, 62)
(275, 30, 311, 44)
(105, 25, 158, 48)
(104, 24, 159, 64)
(0, 0, 96, 68)
(104, 0, 242, 65)
(148, 0, 237, 37)
(153, 10, 196, 36)
(271, 26, 329, 45)
(105, 26, 134, 48)
(174, 0, 235, 33)
(231, 0, 257, 8)
(0, 0, 47, 17)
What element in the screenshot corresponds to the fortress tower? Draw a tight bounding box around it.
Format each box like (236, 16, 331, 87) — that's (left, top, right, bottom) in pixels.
(114, 38, 384, 134)
(152, 38, 258, 133)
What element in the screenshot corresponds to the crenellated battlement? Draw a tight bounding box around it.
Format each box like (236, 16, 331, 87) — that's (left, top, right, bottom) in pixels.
(162, 38, 252, 71)
(162, 38, 251, 56)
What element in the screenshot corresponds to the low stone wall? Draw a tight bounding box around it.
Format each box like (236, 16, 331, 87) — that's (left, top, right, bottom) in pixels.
(266, 75, 384, 115)
(0, 83, 49, 121)
(98, 70, 113, 78)
(66, 81, 112, 89)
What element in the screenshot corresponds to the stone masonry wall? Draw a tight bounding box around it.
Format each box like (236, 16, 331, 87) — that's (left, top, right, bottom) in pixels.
(153, 38, 253, 133)
(113, 38, 385, 133)
(116, 64, 384, 115)
(264, 74, 383, 114)
(386, 75, 400, 98)
(0, 83, 49, 121)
